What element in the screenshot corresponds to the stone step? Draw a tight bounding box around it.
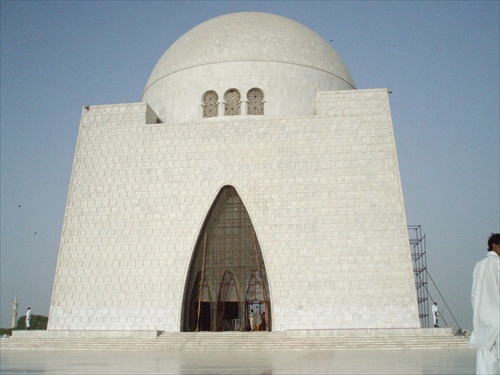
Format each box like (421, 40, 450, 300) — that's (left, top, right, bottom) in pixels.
(1, 332, 468, 350)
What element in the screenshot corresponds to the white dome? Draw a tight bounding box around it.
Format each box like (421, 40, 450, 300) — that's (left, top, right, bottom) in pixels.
(142, 12, 355, 122)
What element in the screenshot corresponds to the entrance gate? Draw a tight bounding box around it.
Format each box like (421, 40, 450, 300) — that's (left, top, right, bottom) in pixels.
(182, 186, 271, 332)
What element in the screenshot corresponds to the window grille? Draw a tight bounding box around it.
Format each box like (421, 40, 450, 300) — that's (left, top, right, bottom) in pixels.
(224, 89, 241, 116)
(247, 88, 264, 115)
(202, 91, 218, 118)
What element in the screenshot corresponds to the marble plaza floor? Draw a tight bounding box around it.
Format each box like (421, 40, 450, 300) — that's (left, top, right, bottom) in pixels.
(1, 347, 476, 374)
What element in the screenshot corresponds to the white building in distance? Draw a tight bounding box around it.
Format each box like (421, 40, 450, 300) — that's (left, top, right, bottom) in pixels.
(48, 12, 420, 333)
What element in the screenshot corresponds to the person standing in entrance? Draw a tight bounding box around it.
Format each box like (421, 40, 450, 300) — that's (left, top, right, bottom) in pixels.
(470, 233, 500, 375)
(25, 307, 31, 330)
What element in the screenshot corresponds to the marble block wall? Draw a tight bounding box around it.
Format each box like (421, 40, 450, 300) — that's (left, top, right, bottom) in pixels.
(48, 89, 420, 331)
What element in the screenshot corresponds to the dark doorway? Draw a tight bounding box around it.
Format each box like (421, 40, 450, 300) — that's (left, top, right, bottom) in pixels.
(219, 302, 240, 331)
(197, 302, 211, 331)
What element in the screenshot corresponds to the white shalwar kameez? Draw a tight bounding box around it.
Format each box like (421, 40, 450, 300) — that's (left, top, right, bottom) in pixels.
(469, 251, 500, 375)
(432, 303, 438, 326)
(25, 308, 31, 329)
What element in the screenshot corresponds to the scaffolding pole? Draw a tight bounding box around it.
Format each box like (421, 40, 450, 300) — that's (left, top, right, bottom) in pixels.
(408, 225, 462, 331)
(408, 225, 429, 327)
(196, 232, 208, 332)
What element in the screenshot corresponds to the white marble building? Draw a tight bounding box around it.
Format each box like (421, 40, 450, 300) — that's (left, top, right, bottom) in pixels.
(48, 12, 420, 333)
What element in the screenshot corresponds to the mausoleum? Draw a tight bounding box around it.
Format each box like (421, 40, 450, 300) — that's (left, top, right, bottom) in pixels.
(48, 12, 420, 333)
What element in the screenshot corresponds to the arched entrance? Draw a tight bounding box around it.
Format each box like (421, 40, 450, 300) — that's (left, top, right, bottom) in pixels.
(182, 186, 271, 331)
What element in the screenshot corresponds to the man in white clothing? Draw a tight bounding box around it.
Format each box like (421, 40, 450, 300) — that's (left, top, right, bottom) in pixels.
(470, 233, 500, 375)
(431, 301, 439, 327)
(25, 307, 31, 330)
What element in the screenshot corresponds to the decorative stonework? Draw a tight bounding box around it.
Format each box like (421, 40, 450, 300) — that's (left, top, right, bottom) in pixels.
(203, 88, 264, 117)
(247, 88, 264, 115)
(202, 91, 218, 118)
(224, 89, 241, 116)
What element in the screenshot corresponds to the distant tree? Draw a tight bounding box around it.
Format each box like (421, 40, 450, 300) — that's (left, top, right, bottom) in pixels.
(0, 328, 13, 336)
(15, 315, 48, 330)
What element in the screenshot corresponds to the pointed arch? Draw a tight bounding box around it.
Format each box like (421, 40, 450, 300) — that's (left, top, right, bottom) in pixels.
(245, 270, 269, 331)
(217, 270, 240, 331)
(182, 186, 272, 331)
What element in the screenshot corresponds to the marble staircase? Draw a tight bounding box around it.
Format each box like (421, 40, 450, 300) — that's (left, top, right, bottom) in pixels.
(1, 330, 469, 350)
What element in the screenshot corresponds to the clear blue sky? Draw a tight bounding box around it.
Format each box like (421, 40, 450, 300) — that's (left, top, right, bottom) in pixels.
(1, 1, 498, 330)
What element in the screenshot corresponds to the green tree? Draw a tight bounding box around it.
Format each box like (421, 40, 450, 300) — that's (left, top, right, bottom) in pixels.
(0, 328, 13, 336)
(16, 315, 48, 330)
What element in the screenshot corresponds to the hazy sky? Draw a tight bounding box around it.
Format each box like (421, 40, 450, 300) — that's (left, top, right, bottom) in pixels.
(1, 1, 498, 330)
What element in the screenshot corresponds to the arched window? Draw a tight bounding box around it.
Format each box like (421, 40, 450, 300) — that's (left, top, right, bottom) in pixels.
(202, 91, 218, 118)
(224, 89, 241, 116)
(247, 88, 264, 115)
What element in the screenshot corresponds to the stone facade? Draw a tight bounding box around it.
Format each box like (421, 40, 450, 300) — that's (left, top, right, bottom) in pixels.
(48, 88, 420, 331)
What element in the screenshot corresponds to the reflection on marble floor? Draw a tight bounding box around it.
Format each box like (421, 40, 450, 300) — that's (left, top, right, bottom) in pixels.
(1, 348, 476, 375)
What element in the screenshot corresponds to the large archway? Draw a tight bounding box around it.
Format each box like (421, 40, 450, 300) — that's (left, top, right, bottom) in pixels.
(182, 186, 271, 332)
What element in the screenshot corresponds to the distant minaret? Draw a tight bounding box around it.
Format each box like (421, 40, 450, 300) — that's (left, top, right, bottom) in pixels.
(11, 296, 18, 328)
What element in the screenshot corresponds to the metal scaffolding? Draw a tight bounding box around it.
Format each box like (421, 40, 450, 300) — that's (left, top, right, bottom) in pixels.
(408, 225, 462, 331)
(408, 225, 429, 328)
